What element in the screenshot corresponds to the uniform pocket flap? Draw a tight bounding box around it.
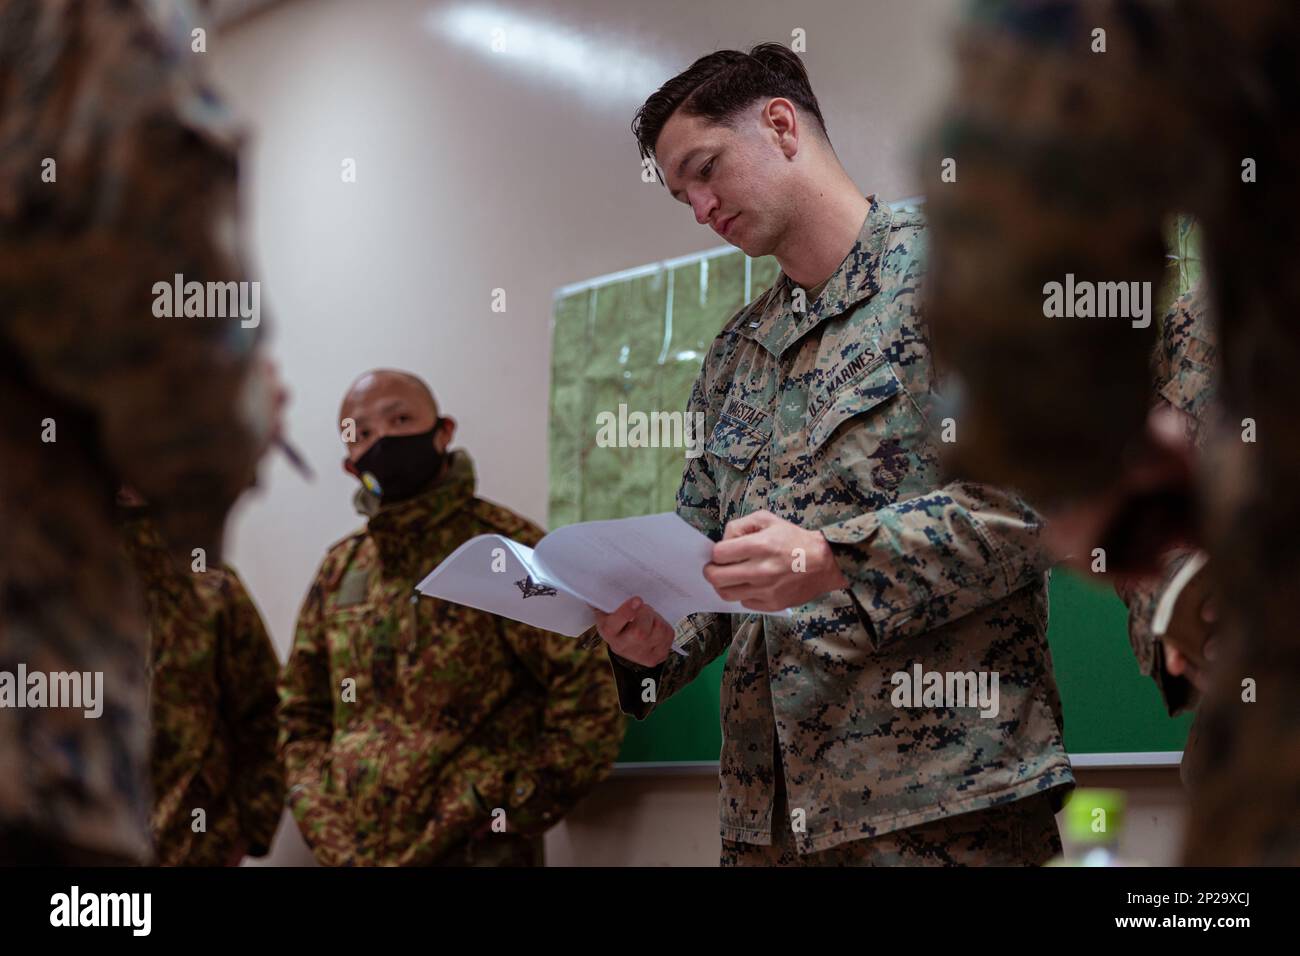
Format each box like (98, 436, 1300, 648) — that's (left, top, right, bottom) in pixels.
(807, 360, 903, 453)
(706, 414, 771, 471)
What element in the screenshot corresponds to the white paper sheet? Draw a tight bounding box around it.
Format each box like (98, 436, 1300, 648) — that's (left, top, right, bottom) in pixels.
(415, 512, 784, 638)
(414, 534, 597, 637)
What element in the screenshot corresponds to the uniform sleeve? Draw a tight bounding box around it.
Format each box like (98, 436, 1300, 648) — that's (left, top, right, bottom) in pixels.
(819, 480, 1050, 649)
(604, 611, 730, 719)
(1114, 552, 1199, 717)
(0, 0, 266, 562)
(277, 570, 355, 866)
(391, 740, 498, 865)
(391, 620, 625, 865)
(490, 623, 626, 831)
(1157, 288, 1216, 426)
(213, 568, 285, 857)
(1117, 301, 1214, 715)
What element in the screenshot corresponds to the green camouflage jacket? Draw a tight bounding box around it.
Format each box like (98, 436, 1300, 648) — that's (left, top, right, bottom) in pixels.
(279, 450, 625, 865)
(122, 515, 284, 865)
(608, 198, 1073, 856)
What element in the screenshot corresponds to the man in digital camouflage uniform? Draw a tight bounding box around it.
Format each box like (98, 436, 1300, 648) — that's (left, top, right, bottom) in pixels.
(0, 0, 275, 864)
(279, 370, 625, 866)
(593, 43, 1074, 866)
(921, 0, 1300, 863)
(121, 502, 284, 866)
(1114, 287, 1218, 791)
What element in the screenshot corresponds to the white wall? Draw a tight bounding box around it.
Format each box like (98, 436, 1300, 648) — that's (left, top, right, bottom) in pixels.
(212, 0, 958, 647)
(207, 0, 1188, 867)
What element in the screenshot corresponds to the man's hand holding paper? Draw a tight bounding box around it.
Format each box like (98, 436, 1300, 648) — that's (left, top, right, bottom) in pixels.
(593, 597, 677, 668)
(421, 512, 792, 639)
(591, 510, 848, 665)
(705, 509, 849, 613)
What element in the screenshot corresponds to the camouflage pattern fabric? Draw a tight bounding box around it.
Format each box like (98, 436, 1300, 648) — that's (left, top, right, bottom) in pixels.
(1114, 286, 1217, 789)
(279, 450, 625, 866)
(606, 197, 1073, 860)
(922, 0, 1300, 863)
(0, 0, 264, 863)
(122, 514, 284, 866)
(721, 790, 1061, 866)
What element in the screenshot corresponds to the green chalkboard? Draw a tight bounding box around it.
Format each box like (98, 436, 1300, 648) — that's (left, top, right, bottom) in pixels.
(614, 568, 1194, 763)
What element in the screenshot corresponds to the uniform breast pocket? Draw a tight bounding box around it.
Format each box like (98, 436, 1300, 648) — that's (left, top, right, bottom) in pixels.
(705, 412, 771, 506)
(806, 359, 931, 508)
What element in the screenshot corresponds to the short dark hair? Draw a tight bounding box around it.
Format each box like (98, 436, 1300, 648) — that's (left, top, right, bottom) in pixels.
(631, 42, 828, 174)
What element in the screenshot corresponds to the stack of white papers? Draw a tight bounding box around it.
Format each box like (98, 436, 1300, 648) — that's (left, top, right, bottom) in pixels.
(415, 512, 787, 638)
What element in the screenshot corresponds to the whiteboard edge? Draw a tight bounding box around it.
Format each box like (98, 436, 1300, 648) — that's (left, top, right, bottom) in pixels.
(612, 751, 1184, 776)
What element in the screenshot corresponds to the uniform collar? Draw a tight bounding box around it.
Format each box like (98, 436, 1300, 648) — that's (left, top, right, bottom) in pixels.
(739, 195, 894, 358)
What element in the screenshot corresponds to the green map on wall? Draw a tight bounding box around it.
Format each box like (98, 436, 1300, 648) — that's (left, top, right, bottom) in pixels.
(550, 251, 781, 526)
(549, 215, 1200, 763)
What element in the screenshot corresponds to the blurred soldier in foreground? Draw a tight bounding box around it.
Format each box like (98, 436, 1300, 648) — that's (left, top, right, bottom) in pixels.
(922, 0, 1300, 862)
(0, 0, 277, 862)
(120, 495, 284, 866)
(279, 370, 623, 866)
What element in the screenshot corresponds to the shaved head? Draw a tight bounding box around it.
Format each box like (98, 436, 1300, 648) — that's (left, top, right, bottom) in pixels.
(340, 369, 438, 423)
(338, 368, 452, 466)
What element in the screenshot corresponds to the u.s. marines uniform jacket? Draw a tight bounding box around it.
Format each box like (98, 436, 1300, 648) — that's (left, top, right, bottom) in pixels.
(608, 198, 1074, 856)
(1114, 286, 1216, 788)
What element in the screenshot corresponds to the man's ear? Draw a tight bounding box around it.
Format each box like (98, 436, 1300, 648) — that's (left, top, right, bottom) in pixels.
(436, 416, 457, 451)
(764, 98, 799, 157)
(343, 457, 359, 478)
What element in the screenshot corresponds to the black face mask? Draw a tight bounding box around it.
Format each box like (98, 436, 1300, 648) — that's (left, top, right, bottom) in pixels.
(353, 420, 445, 503)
